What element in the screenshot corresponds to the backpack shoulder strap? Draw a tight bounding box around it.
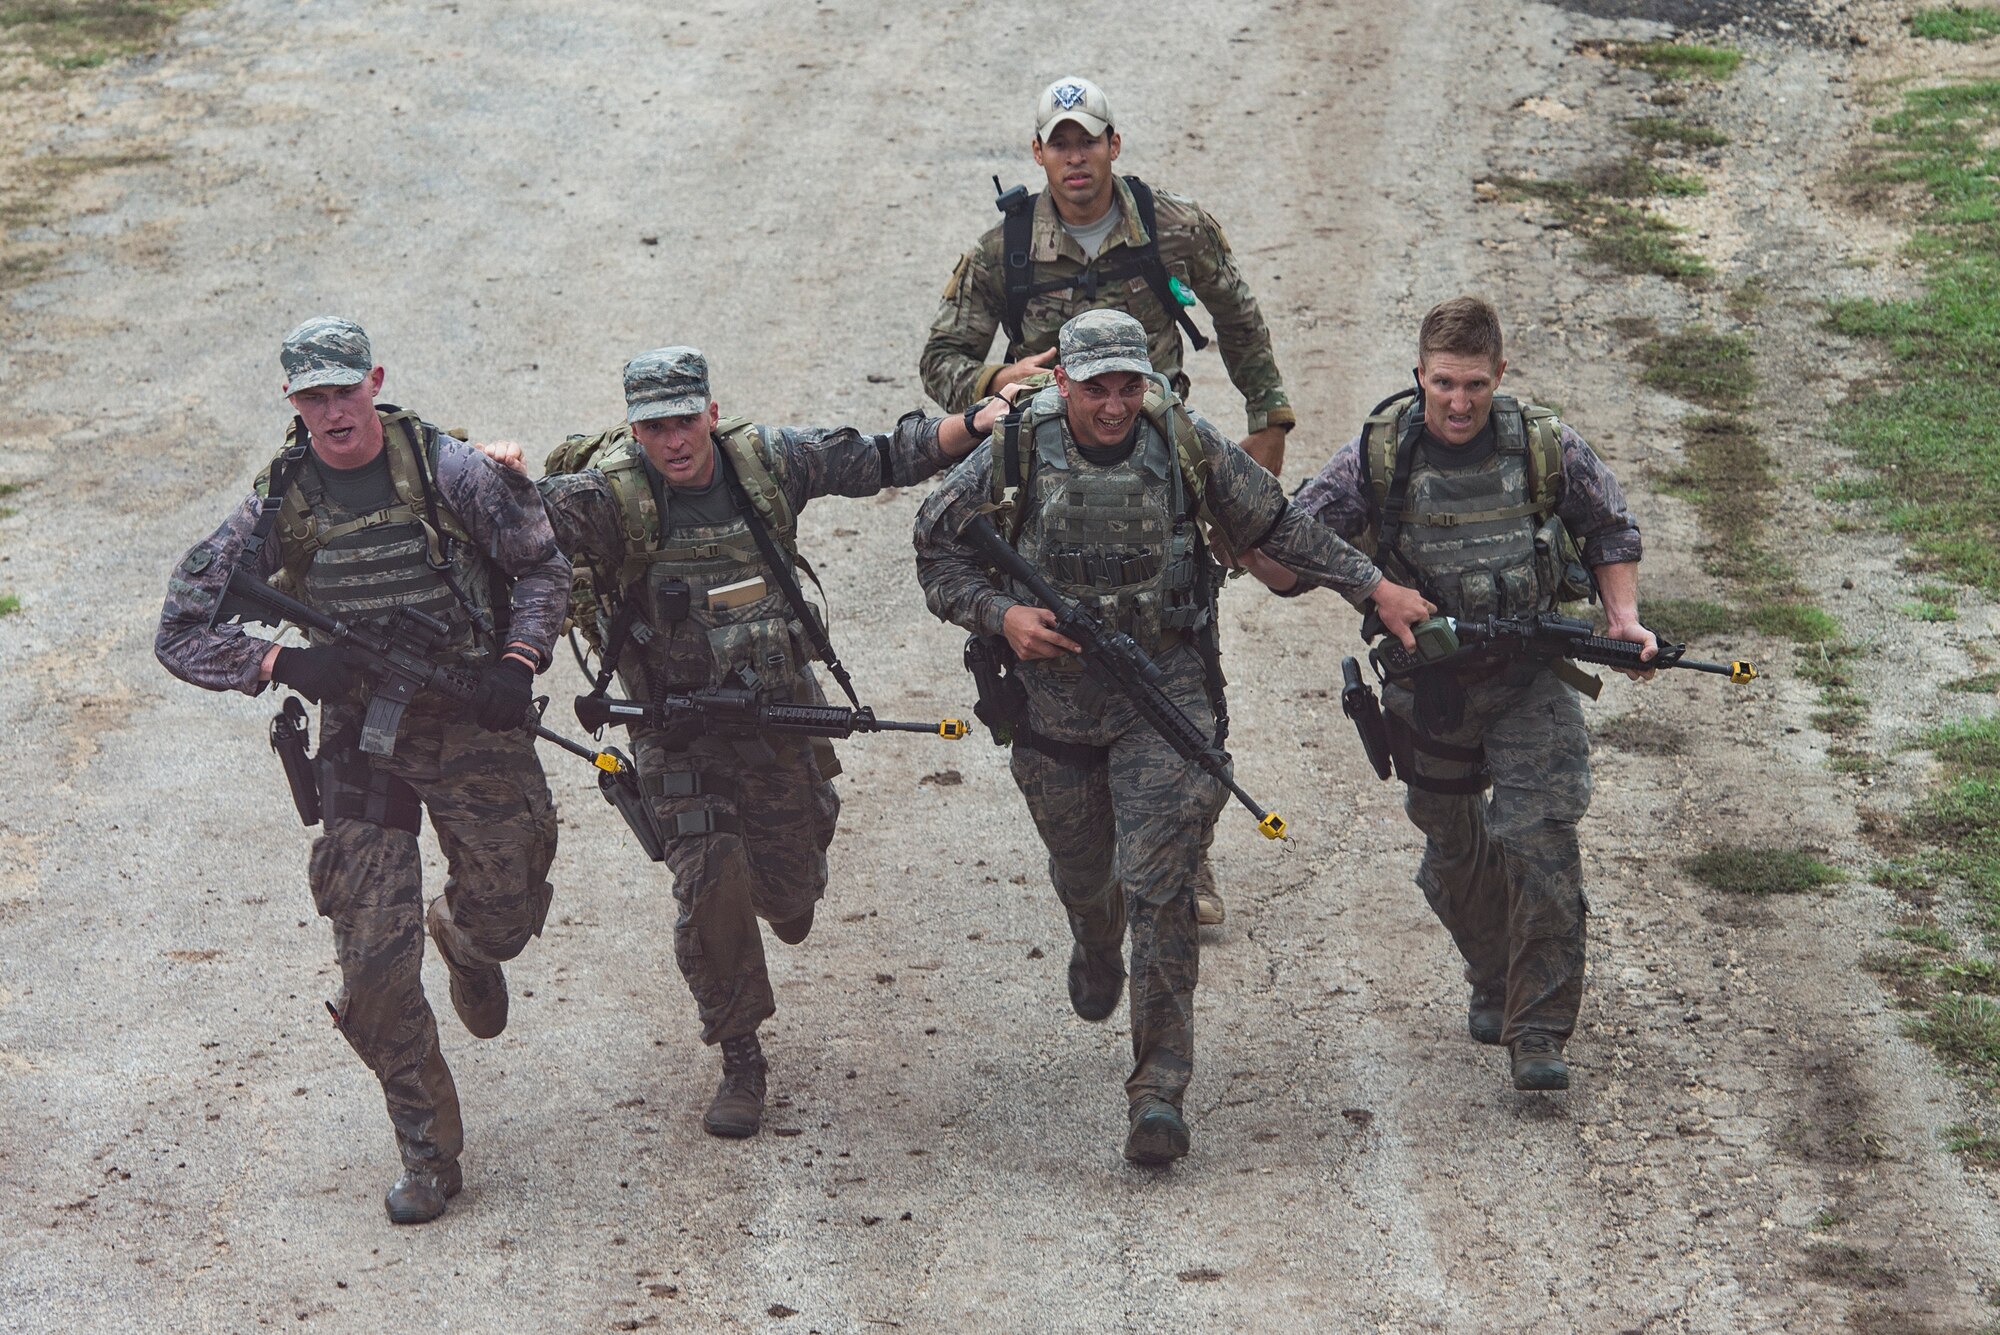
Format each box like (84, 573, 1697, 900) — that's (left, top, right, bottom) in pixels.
(1124, 177, 1209, 352)
(713, 417, 794, 550)
(990, 382, 1061, 543)
(999, 193, 1038, 352)
(1520, 400, 1563, 518)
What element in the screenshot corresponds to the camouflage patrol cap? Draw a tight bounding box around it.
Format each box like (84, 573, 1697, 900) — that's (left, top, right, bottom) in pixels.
(1059, 309, 1152, 382)
(1037, 76, 1111, 140)
(623, 346, 710, 422)
(280, 316, 372, 394)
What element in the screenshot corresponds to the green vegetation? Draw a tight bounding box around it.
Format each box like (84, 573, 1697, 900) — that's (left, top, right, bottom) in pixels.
(1588, 154, 1707, 199)
(0, 2, 206, 69)
(1889, 924, 1957, 950)
(1681, 845, 1842, 896)
(1911, 5, 2000, 42)
(1909, 996, 2000, 1089)
(1640, 597, 1735, 642)
(1945, 671, 2000, 694)
(1828, 81, 2000, 596)
(1607, 42, 1743, 80)
(1493, 175, 1711, 280)
(1637, 328, 1757, 410)
(0, 594, 16, 617)
(1625, 116, 1730, 150)
(1942, 1122, 2000, 1164)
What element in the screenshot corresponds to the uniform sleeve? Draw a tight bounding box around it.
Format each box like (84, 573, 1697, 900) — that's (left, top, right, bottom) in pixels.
(768, 412, 953, 510)
(918, 228, 1008, 412)
(1289, 436, 1377, 547)
(535, 469, 628, 572)
(435, 439, 570, 665)
(1192, 413, 1381, 607)
(1552, 423, 1643, 567)
(912, 443, 1020, 637)
(155, 495, 286, 695)
(1169, 196, 1294, 435)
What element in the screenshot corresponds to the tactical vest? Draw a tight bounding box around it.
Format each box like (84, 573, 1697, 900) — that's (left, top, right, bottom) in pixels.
(587, 428, 815, 702)
(1359, 394, 1591, 619)
(254, 408, 497, 664)
(1000, 384, 1211, 656)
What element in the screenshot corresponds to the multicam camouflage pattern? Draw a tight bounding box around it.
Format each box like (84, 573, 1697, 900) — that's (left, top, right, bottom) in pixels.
(1058, 308, 1152, 382)
(280, 316, 373, 393)
(914, 403, 1383, 642)
(538, 412, 954, 1046)
(920, 177, 1296, 434)
(1013, 644, 1223, 1106)
(1381, 663, 1592, 1044)
(624, 346, 712, 423)
(157, 426, 570, 693)
(309, 703, 558, 1170)
(1292, 419, 1644, 569)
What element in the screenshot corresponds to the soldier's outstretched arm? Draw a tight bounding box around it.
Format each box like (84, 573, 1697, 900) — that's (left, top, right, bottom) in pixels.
(155, 497, 286, 694)
(912, 444, 1020, 638)
(434, 440, 570, 669)
(771, 389, 1024, 510)
(919, 240, 1009, 412)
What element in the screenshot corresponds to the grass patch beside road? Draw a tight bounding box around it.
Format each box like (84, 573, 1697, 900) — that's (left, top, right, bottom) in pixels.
(1911, 5, 2000, 41)
(1605, 42, 1743, 80)
(0, 2, 205, 68)
(1493, 175, 1711, 280)
(1626, 117, 1729, 149)
(1682, 845, 1842, 896)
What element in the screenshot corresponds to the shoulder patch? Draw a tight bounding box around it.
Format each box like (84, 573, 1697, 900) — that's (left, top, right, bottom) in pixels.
(182, 547, 213, 574)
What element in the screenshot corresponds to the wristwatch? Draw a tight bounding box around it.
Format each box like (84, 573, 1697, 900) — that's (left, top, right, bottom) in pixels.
(962, 398, 996, 440)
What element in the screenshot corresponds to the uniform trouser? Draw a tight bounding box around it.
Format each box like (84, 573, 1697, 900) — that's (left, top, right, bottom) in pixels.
(634, 726, 840, 1046)
(1385, 664, 1593, 1046)
(1010, 650, 1224, 1109)
(308, 708, 558, 1171)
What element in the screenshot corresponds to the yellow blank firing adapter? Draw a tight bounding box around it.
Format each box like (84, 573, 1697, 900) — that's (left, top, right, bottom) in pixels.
(1731, 661, 1758, 685)
(594, 752, 626, 773)
(1258, 812, 1288, 841)
(939, 719, 970, 739)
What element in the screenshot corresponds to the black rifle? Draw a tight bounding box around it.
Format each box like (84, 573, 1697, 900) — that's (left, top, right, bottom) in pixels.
(575, 688, 969, 742)
(1365, 610, 1757, 684)
(960, 513, 1288, 839)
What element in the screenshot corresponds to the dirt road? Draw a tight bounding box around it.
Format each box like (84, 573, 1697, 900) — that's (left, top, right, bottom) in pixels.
(2, 1, 1997, 1331)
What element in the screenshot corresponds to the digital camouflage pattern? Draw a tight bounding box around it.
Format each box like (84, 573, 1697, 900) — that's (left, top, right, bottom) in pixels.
(920, 177, 1296, 435)
(157, 429, 570, 692)
(538, 412, 955, 1047)
(155, 413, 569, 1175)
(1008, 645, 1224, 1108)
(1381, 662, 1591, 1044)
(915, 402, 1382, 1112)
(280, 316, 373, 393)
(624, 345, 711, 422)
(1058, 308, 1152, 382)
(309, 703, 558, 1170)
(913, 403, 1383, 642)
(1292, 420, 1643, 569)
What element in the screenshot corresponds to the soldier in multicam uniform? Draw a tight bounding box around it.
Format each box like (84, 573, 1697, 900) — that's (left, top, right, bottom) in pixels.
(914, 310, 1432, 1164)
(1244, 296, 1656, 1092)
(921, 76, 1303, 929)
(529, 347, 1019, 1141)
(155, 318, 570, 1224)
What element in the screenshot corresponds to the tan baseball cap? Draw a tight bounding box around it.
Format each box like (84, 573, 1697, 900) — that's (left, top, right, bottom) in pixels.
(1036, 76, 1112, 141)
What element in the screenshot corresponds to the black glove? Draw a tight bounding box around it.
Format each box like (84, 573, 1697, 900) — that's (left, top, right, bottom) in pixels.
(471, 657, 535, 732)
(270, 644, 357, 703)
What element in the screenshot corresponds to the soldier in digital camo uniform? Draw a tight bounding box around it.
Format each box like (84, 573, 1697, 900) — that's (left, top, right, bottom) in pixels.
(921, 76, 1302, 929)
(914, 310, 1432, 1164)
(1244, 296, 1657, 1092)
(530, 347, 1019, 1142)
(155, 318, 570, 1224)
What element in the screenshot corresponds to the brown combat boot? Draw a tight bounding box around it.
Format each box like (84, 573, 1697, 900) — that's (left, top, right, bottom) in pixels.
(427, 897, 507, 1040)
(703, 1032, 768, 1138)
(1193, 889, 1226, 927)
(1467, 980, 1505, 1046)
(1123, 1097, 1191, 1165)
(1510, 1031, 1570, 1091)
(384, 1158, 463, 1225)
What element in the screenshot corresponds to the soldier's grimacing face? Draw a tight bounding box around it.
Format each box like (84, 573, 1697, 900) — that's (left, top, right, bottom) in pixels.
(1416, 351, 1508, 447)
(1057, 369, 1147, 448)
(287, 366, 386, 459)
(1033, 122, 1121, 218)
(634, 401, 721, 489)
